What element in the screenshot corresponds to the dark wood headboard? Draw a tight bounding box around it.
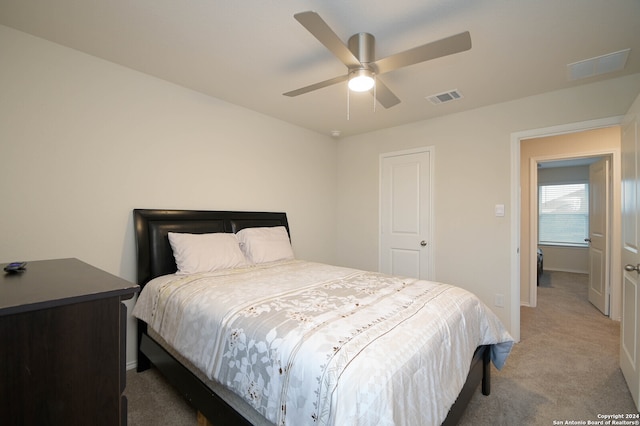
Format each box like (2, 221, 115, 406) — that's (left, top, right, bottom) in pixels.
(133, 209, 290, 286)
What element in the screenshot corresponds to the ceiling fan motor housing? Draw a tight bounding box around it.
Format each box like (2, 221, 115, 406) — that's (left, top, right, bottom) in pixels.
(348, 32, 376, 68)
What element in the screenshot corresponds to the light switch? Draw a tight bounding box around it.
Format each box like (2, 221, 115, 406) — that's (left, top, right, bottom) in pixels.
(495, 204, 505, 217)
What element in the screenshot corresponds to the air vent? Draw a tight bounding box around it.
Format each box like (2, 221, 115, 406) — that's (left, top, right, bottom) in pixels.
(567, 49, 630, 81)
(426, 89, 463, 105)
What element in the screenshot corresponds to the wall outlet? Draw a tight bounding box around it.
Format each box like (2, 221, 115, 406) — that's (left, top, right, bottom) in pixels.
(494, 294, 505, 307)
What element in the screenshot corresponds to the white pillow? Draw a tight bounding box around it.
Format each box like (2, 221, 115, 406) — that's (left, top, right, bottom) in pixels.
(236, 226, 294, 264)
(168, 232, 247, 274)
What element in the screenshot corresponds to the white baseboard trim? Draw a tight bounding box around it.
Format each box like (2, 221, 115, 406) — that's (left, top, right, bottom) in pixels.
(544, 267, 588, 274)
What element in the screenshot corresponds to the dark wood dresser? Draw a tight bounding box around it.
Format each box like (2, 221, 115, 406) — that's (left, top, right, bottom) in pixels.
(0, 258, 139, 426)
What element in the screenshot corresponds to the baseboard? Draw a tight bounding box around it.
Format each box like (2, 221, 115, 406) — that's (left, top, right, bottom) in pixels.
(127, 360, 138, 371)
(544, 268, 588, 274)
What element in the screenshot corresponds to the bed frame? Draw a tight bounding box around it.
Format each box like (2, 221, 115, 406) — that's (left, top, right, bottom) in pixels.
(133, 209, 491, 426)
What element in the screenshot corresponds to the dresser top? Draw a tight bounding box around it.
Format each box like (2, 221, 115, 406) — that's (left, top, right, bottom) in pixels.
(0, 258, 139, 316)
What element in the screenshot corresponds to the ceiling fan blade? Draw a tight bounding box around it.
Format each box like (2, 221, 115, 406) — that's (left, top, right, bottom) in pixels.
(374, 78, 401, 108)
(294, 11, 362, 68)
(283, 74, 349, 97)
(374, 31, 471, 75)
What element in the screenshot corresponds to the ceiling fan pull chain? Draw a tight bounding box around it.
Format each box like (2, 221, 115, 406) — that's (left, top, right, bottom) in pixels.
(347, 84, 350, 120)
(373, 74, 377, 113)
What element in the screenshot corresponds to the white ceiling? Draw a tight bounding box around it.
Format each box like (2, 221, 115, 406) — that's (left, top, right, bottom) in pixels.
(1, 0, 639, 138)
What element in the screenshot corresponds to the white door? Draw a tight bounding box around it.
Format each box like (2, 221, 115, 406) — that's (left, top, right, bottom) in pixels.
(621, 114, 640, 411)
(379, 148, 433, 280)
(588, 158, 610, 315)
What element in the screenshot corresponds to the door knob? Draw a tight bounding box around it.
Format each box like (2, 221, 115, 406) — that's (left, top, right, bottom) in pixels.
(420, 240, 427, 247)
(584, 238, 592, 243)
(624, 264, 640, 272)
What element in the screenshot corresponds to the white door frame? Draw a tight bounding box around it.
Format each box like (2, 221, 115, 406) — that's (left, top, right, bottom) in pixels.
(510, 116, 624, 341)
(379, 146, 435, 279)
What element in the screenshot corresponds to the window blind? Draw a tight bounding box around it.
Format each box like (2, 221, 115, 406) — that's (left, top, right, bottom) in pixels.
(538, 183, 589, 246)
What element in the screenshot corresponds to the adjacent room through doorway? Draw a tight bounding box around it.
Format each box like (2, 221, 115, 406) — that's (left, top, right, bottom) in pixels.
(518, 125, 621, 318)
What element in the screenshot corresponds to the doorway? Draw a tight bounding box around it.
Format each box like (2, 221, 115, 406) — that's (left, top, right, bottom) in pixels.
(514, 121, 622, 326)
(536, 155, 611, 315)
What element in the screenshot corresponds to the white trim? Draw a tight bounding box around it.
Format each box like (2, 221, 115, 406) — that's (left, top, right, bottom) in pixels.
(529, 157, 539, 308)
(510, 115, 624, 342)
(514, 116, 624, 141)
(544, 267, 590, 274)
(510, 134, 521, 341)
(379, 146, 435, 280)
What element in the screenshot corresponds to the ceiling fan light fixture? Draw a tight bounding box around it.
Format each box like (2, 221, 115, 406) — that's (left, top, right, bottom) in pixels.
(348, 69, 375, 92)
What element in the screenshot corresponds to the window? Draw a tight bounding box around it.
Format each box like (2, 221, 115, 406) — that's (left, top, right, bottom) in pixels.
(538, 183, 589, 246)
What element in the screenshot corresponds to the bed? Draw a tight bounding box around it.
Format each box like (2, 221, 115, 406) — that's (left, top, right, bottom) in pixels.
(132, 209, 513, 426)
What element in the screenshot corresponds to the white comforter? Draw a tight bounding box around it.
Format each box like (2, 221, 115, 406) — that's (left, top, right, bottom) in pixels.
(133, 260, 513, 426)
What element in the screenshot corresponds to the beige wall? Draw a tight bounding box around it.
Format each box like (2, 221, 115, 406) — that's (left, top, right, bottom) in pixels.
(520, 127, 621, 308)
(0, 26, 339, 366)
(0, 25, 340, 269)
(337, 76, 640, 336)
(539, 245, 588, 274)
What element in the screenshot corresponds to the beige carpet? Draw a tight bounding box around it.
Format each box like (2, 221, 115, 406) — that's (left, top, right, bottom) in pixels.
(125, 271, 639, 425)
(125, 364, 196, 426)
(459, 271, 638, 425)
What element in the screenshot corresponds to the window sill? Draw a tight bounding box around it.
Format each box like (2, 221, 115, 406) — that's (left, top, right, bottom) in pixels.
(539, 243, 588, 249)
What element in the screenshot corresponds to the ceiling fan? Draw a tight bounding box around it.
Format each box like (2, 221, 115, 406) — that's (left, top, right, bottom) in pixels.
(283, 11, 472, 108)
